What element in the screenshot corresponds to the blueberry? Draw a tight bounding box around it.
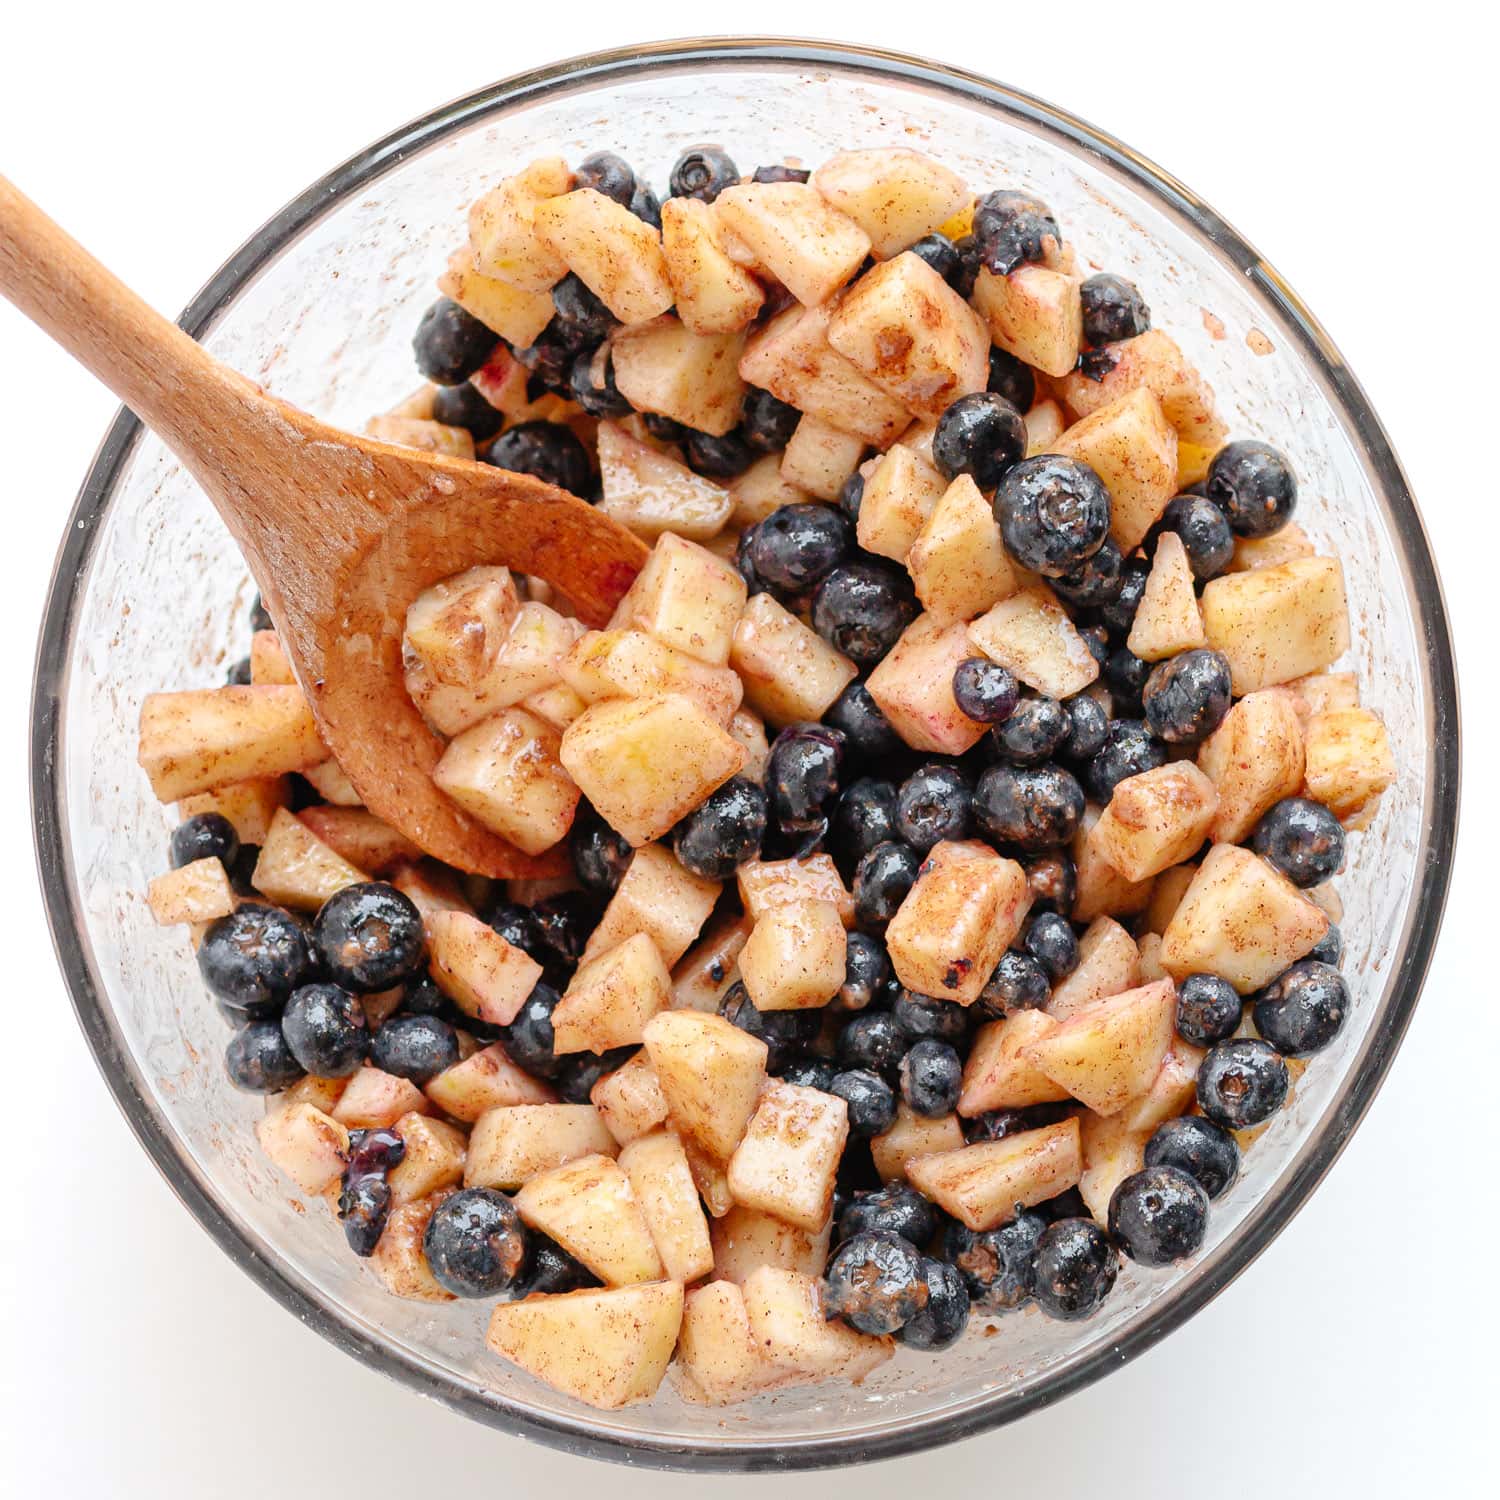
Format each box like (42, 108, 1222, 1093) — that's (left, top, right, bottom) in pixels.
(551, 273, 615, 347)
(1252, 960, 1349, 1055)
(345, 1126, 407, 1180)
(995, 455, 1112, 577)
(431, 380, 507, 439)
(249, 593, 273, 633)
(986, 346, 1036, 411)
(669, 146, 740, 203)
(532, 891, 601, 968)
(838, 932, 892, 1012)
(1032, 1217, 1119, 1319)
(854, 841, 922, 926)
(1308, 922, 1345, 967)
(1206, 440, 1297, 537)
(1079, 273, 1151, 345)
(337, 1173, 392, 1257)
(568, 346, 633, 418)
(829, 778, 899, 875)
(952, 657, 1019, 723)
(895, 764, 972, 852)
(628, 182, 662, 229)
(280, 983, 369, 1077)
(990, 696, 1069, 765)
(398, 974, 449, 1017)
(1142, 649, 1233, 745)
(979, 951, 1050, 1015)
(485, 903, 552, 965)
(900, 1039, 962, 1116)
(962, 1103, 1071, 1144)
(837, 471, 865, 523)
(314, 882, 425, 992)
(839, 1183, 939, 1247)
(944, 1211, 1046, 1311)
(1060, 694, 1110, 762)
(973, 189, 1061, 276)
(1099, 557, 1150, 635)
(949, 234, 983, 298)
(742, 386, 801, 451)
(831, 1068, 898, 1137)
(1175, 973, 1242, 1047)
(198, 904, 314, 1017)
(569, 803, 634, 892)
(556, 1047, 635, 1103)
(734, 529, 771, 596)
(722, 981, 821, 1069)
(1024, 852, 1077, 916)
(777, 1056, 839, 1092)
(748, 504, 852, 594)
(1103, 647, 1149, 718)
(891, 988, 970, 1045)
(169, 813, 241, 874)
(485, 420, 592, 498)
(1109, 1165, 1209, 1266)
(767, 724, 845, 836)
(512, 328, 574, 396)
(752, 163, 810, 184)
(423, 1187, 530, 1298)
(516, 1233, 599, 1296)
(224, 1022, 304, 1093)
(370, 1013, 460, 1084)
(1149, 495, 1234, 581)
(504, 982, 564, 1079)
(932, 392, 1027, 489)
(1146, 1117, 1240, 1200)
(642, 413, 687, 444)
(574, 151, 636, 206)
(1051, 536, 1126, 608)
(906, 232, 961, 283)
(669, 776, 765, 878)
(812, 560, 919, 667)
(824, 681, 903, 762)
(1077, 624, 1111, 668)
(898, 1258, 971, 1350)
(226, 655, 252, 685)
(1085, 720, 1166, 803)
(1023, 911, 1079, 980)
(412, 298, 498, 385)
(1251, 797, 1346, 888)
(685, 426, 757, 479)
(836, 1009, 909, 1081)
(974, 764, 1086, 852)
(1197, 1039, 1290, 1128)
(823, 1231, 930, 1335)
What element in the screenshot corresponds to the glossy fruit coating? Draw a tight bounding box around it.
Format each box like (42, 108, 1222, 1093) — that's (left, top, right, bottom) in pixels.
(952, 657, 1020, 723)
(973, 189, 1061, 275)
(1145, 1116, 1240, 1200)
(198, 904, 314, 1017)
(423, 1187, 530, 1298)
(1175, 973, 1243, 1047)
(485, 420, 592, 497)
(1251, 797, 1347, 887)
(990, 696, 1070, 765)
(747, 503, 854, 593)
(1108, 1165, 1209, 1266)
(669, 146, 740, 203)
(1079, 273, 1151, 345)
(1196, 1039, 1291, 1129)
(995, 455, 1112, 577)
(899, 1039, 963, 1116)
(674, 776, 768, 879)
(224, 1022, 304, 1093)
(854, 841, 922, 926)
(1206, 440, 1298, 537)
(1252, 960, 1349, 1055)
(813, 559, 919, 667)
(823, 1230, 931, 1335)
(280, 983, 369, 1077)
(1032, 1217, 1118, 1320)
(1085, 720, 1166, 803)
(932, 392, 1027, 490)
(1023, 911, 1080, 980)
(1149, 494, 1234, 581)
(943, 1211, 1046, 1311)
(838, 1182, 940, 1247)
(974, 764, 1086, 852)
(370, 1013, 461, 1084)
(569, 803, 634, 892)
(895, 763, 973, 852)
(314, 882, 426, 992)
(897, 1258, 971, 1350)
(831, 1068, 898, 1137)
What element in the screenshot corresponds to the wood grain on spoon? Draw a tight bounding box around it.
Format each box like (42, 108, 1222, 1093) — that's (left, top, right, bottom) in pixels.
(0, 173, 649, 877)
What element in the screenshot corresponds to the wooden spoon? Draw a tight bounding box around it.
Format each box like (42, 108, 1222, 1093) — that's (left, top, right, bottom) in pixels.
(0, 174, 650, 878)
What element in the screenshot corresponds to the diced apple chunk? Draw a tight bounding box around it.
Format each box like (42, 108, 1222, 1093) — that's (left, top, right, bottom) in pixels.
(727, 709, 770, 783)
(1160, 843, 1329, 993)
(364, 415, 475, 459)
(521, 681, 587, 732)
(969, 587, 1100, 700)
(643, 1011, 768, 1162)
(486, 1280, 683, 1410)
(1057, 330, 1227, 448)
(139, 685, 326, 802)
(424, 1042, 556, 1121)
(715, 182, 870, 306)
(1303, 708, 1394, 821)
(676, 1281, 789, 1404)
(1053, 388, 1178, 553)
(612, 317, 747, 437)
(1072, 806, 1155, 925)
(148, 857, 235, 925)
(727, 1081, 848, 1232)
(595, 420, 733, 542)
(1092, 762, 1218, 883)
(660, 197, 765, 334)
(177, 776, 289, 847)
(582, 843, 719, 967)
(250, 629, 295, 685)
(384, 1113, 467, 1207)
(1078, 1112, 1149, 1228)
(562, 627, 742, 727)
(251, 807, 367, 910)
(710, 1205, 834, 1284)
(559, 695, 746, 847)
(730, 593, 857, 729)
(738, 898, 846, 1012)
(1197, 689, 1307, 843)
(532, 189, 674, 324)
(1111, 1038, 1206, 1133)
(870, 1105, 966, 1182)
(907, 1119, 1083, 1230)
(741, 1268, 892, 1382)
(1127, 532, 1207, 660)
(908, 474, 1022, 623)
(619, 1130, 714, 1284)
(958, 1010, 1071, 1115)
(553, 933, 672, 1053)
(780, 415, 867, 501)
(266, 1074, 349, 1118)
(404, 565, 521, 690)
(370, 1190, 456, 1302)
(1145, 863, 1199, 936)
(737, 855, 855, 927)
(683, 1138, 735, 1218)
(514, 1154, 665, 1285)
(1200, 556, 1351, 694)
(255, 1102, 349, 1194)
(671, 911, 753, 1014)
(728, 453, 810, 525)
(467, 156, 573, 292)
(1291, 670, 1360, 717)
(855, 443, 948, 562)
(610, 532, 747, 667)
(465, 1104, 617, 1190)
(1227, 522, 1317, 573)
(811, 148, 969, 259)
(971, 265, 1082, 377)
(591, 1051, 670, 1145)
(301, 758, 362, 807)
(865, 613, 988, 755)
(426, 908, 545, 1026)
(1024, 399, 1066, 456)
(885, 840, 1030, 1005)
(437, 247, 555, 348)
(332, 1068, 429, 1130)
(295, 807, 420, 875)
(1048, 916, 1141, 1019)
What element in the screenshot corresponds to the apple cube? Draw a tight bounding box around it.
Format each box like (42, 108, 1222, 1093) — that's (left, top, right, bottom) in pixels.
(521, 681, 587, 732)
(864, 613, 987, 755)
(855, 443, 948, 561)
(1092, 762, 1219, 883)
(737, 854, 855, 928)
(1197, 689, 1307, 843)
(1072, 805, 1156, 925)
(255, 1101, 349, 1194)
(514, 1154, 665, 1285)
(710, 1205, 834, 1285)
(437, 247, 555, 348)
(486, 1279, 683, 1410)
(267, 1072, 348, 1120)
(827, 252, 989, 417)
(675, 1281, 789, 1404)
(582, 843, 720, 967)
(740, 1268, 892, 1382)
(467, 156, 573, 291)
(660, 196, 764, 334)
(609, 531, 747, 667)
(885, 840, 1030, 1004)
(370, 1190, 456, 1302)
(958, 1010, 1071, 1115)
(301, 758, 362, 807)
(1078, 1113, 1149, 1227)
(331, 1067, 429, 1130)
(738, 302, 912, 446)
(619, 1130, 714, 1284)
(426, 908, 544, 1026)
(811, 148, 969, 259)
(729, 453, 809, 526)
(424, 1042, 556, 1121)
(683, 1137, 735, 1218)
(1291, 670, 1360, 717)
(1057, 329, 1227, 448)
(392, 862, 473, 930)
(971, 264, 1082, 377)
(869, 1104, 966, 1183)
(404, 565, 520, 690)
(1135, 930, 1168, 982)
(532, 188, 674, 324)
(727, 1082, 849, 1232)
(671, 910, 753, 1013)
(1303, 708, 1394, 821)
(968, 587, 1100, 699)
(1111, 1038, 1206, 1133)
(562, 628, 742, 727)
(559, 694, 747, 847)
(177, 775, 289, 846)
(738, 898, 847, 1011)
(295, 807, 420, 876)
(612, 317, 747, 436)
(779, 415, 867, 501)
(595, 420, 733, 542)
(464, 1104, 617, 1190)
(728, 709, 770, 783)
(1145, 862, 1200, 936)
(249, 629, 295, 686)
(730, 594, 857, 729)
(1127, 531, 1207, 660)
(715, 181, 870, 306)
(383, 1112, 467, 1207)
(139, 685, 326, 802)
(908, 474, 1022, 622)
(553, 933, 672, 1053)
(1160, 843, 1329, 993)
(591, 1050, 670, 1145)
(906, 1119, 1083, 1230)
(1048, 915, 1142, 1019)
(251, 807, 367, 910)
(148, 857, 235, 926)
(1228, 523, 1317, 575)
(1024, 399, 1066, 456)
(642, 1010, 768, 1162)
(365, 415, 474, 459)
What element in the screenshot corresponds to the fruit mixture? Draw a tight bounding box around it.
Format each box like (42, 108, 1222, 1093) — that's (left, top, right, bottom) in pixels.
(136, 143, 1396, 1412)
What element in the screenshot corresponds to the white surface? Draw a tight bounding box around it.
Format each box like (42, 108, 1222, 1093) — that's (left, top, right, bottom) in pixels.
(0, 4, 1491, 1493)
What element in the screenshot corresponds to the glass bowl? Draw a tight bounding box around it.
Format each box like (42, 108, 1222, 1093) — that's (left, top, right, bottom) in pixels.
(30, 38, 1459, 1471)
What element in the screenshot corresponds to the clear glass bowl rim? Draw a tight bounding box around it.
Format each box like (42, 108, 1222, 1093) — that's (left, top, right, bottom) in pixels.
(29, 36, 1461, 1472)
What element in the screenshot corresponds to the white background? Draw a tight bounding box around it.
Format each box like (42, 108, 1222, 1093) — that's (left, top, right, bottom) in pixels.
(1, 5, 1494, 1494)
